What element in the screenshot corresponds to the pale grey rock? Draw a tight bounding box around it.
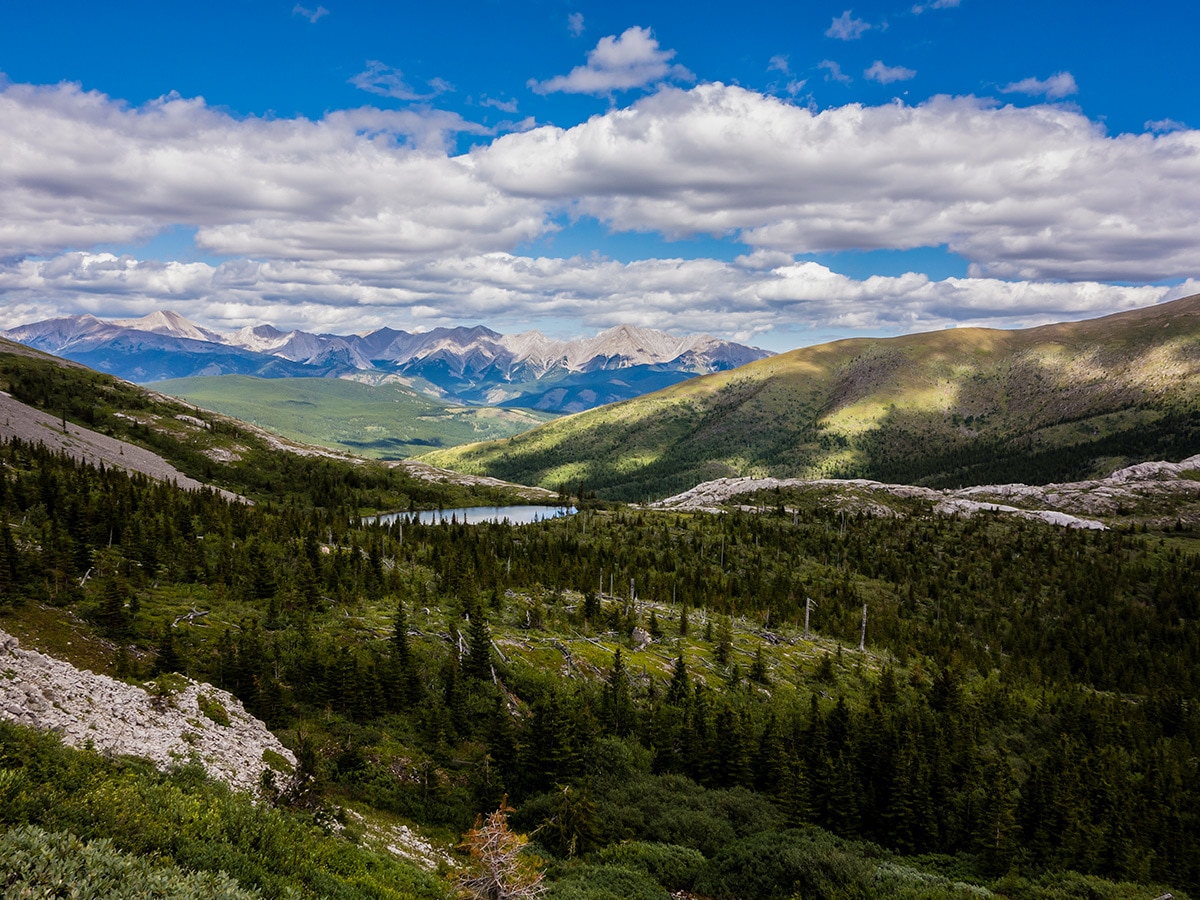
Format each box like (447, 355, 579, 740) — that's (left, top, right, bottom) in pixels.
(650, 458, 1200, 530)
(0, 628, 295, 796)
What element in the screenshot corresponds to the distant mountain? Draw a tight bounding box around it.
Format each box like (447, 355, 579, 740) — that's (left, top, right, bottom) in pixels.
(424, 293, 1200, 501)
(3, 312, 770, 413)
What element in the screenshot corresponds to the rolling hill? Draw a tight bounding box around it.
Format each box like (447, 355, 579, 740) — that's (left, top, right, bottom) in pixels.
(424, 293, 1200, 500)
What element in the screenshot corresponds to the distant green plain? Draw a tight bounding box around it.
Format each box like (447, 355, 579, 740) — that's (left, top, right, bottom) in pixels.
(153, 374, 555, 458)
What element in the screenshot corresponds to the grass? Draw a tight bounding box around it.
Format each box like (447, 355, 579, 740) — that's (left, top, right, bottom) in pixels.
(153, 375, 555, 459)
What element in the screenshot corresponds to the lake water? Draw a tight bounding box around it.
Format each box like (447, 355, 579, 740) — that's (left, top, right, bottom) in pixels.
(377, 505, 576, 526)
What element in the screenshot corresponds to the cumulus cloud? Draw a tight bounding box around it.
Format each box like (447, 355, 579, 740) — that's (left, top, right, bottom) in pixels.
(476, 84, 1200, 281)
(0, 249, 1174, 344)
(826, 10, 871, 40)
(865, 60, 916, 84)
(528, 26, 693, 95)
(819, 60, 852, 84)
(292, 4, 329, 23)
(0, 81, 539, 262)
(1001, 71, 1078, 100)
(568, 12, 584, 36)
(3, 76, 1199, 346)
(350, 61, 452, 101)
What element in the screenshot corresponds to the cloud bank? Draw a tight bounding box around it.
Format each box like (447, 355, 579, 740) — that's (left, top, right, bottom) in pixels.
(1, 78, 1197, 345)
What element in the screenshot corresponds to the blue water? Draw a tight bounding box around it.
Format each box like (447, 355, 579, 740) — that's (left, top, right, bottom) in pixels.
(377, 505, 576, 526)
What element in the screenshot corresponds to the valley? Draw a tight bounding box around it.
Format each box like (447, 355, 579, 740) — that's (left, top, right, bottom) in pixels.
(152, 374, 556, 459)
(0, 312, 1197, 900)
(2, 311, 768, 413)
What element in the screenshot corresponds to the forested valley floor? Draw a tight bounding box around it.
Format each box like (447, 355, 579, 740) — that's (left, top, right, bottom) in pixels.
(1, 429, 1197, 899)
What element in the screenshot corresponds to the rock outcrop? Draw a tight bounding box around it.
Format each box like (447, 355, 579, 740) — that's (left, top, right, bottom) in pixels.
(0, 629, 294, 795)
(651, 454, 1200, 530)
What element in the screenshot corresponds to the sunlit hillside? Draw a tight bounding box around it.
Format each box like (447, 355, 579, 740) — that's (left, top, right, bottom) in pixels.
(425, 294, 1200, 500)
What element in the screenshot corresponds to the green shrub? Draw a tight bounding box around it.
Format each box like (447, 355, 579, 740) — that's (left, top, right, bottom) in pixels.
(197, 692, 231, 727)
(694, 827, 875, 900)
(0, 824, 260, 899)
(544, 863, 669, 900)
(595, 840, 706, 890)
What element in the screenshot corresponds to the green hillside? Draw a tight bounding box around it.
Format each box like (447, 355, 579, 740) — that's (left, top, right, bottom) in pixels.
(154, 374, 555, 458)
(425, 294, 1200, 500)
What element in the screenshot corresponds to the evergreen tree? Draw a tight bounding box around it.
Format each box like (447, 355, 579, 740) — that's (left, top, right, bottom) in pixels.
(602, 649, 634, 736)
(464, 611, 494, 681)
(154, 627, 181, 675)
(666, 654, 690, 706)
(647, 609, 663, 640)
(750, 647, 770, 685)
(390, 595, 421, 705)
(714, 615, 733, 666)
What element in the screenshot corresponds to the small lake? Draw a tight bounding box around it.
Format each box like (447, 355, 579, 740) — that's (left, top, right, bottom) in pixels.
(377, 505, 576, 526)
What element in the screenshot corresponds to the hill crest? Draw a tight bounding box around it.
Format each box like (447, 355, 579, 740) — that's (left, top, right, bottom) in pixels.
(424, 293, 1200, 500)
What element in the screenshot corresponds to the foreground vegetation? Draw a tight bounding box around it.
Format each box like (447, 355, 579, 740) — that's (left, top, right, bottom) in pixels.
(427, 293, 1200, 500)
(1, 427, 1197, 898)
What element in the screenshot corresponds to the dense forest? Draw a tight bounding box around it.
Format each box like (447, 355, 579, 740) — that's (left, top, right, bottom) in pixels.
(1, 425, 1197, 899)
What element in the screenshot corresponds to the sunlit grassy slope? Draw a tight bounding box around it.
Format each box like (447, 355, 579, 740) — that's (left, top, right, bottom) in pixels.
(154, 374, 555, 458)
(424, 294, 1200, 500)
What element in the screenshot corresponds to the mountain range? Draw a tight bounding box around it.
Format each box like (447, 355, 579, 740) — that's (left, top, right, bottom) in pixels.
(425, 293, 1200, 501)
(1, 311, 770, 413)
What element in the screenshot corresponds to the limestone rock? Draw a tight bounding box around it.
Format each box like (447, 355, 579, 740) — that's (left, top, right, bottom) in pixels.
(0, 628, 295, 795)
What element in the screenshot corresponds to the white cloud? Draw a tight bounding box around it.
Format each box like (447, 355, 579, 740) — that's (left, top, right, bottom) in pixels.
(0, 81, 540, 262)
(0, 249, 1175, 345)
(292, 4, 329, 23)
(481, 96, 520, 113)
(912, 0, 959, 13)
(477, 84, 1200, 281)
(3, 77, 1200, 347)
(1146, 118, 1186, 133)
(350, 61, 452, 102)
(568, 12, 584, 36)
(1001, 71, 1078, 100)
(768, 55, 790, 74)
(826, 10, 871, 40)
(865, 60, 916, 84)
(819, 60, 852, 84)
(528, 26, 694, 95)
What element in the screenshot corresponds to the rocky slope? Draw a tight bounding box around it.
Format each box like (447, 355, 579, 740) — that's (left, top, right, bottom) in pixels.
(0, 388, 244, 503)
(0, 629, 294, 795)
(652, 454, 1200, 530)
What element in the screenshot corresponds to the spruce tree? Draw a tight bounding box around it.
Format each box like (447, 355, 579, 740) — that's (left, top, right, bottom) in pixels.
(603, 649, 634, 736)
(714, 615, 733, 666)
(464, 610, 493, 681)
(666, 654, 690, 706)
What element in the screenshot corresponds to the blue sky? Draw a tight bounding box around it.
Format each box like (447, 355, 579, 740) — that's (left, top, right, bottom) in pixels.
(1, 0, 1197, 350)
